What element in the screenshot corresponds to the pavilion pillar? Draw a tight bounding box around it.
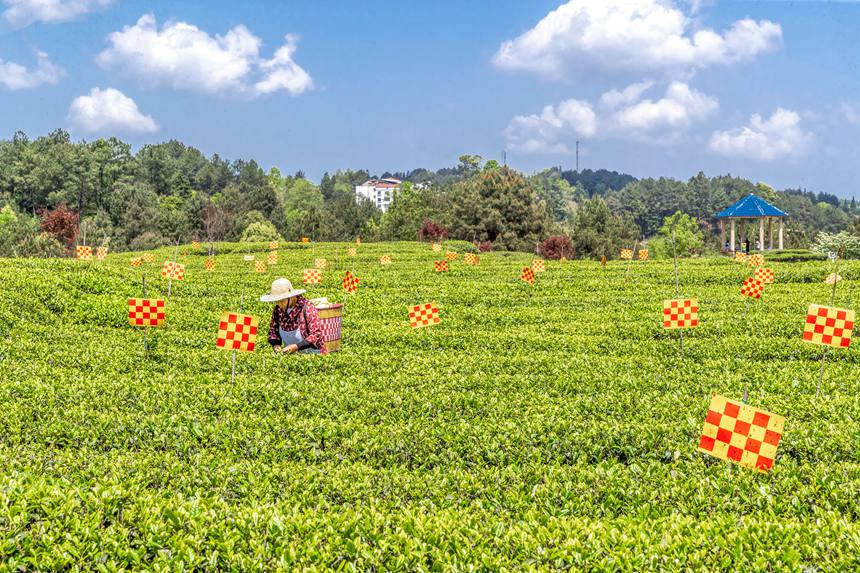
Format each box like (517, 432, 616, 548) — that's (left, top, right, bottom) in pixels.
(730, 219, 736, 251)
(720, 219, 726, 248)
(769, 218, 774, 250)
(759, 218, 765, 252)
(778, 219, 784, 250)
(740, 222, 746, 251)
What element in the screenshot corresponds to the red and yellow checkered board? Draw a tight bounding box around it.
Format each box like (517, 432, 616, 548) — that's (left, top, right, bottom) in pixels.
(128, 298, 165, 327)
(380, 255, 392, 265)
(638, 249, 649, 261)
(735, 251, 746, 263)
(343, 271, 359, 293)
(255, 261, 267, 273)
(434, 260, 448, 272)
(740, 277, 763, 299)
(161, 261, 185, 281)
(521, 267, 535, 285)
(754, 267, 774, 284)
(142, 253, 154, 263)
(445, 251, 458, 261)
(315, 258, 328, 269)
(269, 241, 279, 250)
(347, 247, 356, 257)
(409, 303, 441, 328)
(204, 258, 215, 271)
(464, 253, 480, 265)
(432, 243, 442, 252)
(747, 254, 764, 267)
(303, 268, 322, 284)
(76, 245, 92, 260)
(663, 299, 698, 329)
(802, 304, 854, 348)
(130, 257, 142, 267)
(698, 394, 784, 473)
(216, 312, 259, 352)
(267, 252, 278, 265)
(96, 246, 108, 260)
(191, 241, 201, 250)
(531, 259, 545, 273)
(620, 248, 633, 260)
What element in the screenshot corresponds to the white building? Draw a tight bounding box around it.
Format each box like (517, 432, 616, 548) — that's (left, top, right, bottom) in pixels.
(355, 178, 402, 212)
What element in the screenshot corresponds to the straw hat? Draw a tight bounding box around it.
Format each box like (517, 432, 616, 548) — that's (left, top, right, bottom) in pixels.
(260, 278, 305, 302)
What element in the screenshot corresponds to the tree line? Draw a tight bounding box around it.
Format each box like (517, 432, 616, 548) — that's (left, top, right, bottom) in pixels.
(0, 130, 858, 258)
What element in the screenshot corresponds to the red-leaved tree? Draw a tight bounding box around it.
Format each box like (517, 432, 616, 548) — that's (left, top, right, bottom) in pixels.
(418, 218, 449, 241)
(539, 235, 573, 260)
(39, 205, 79, 250)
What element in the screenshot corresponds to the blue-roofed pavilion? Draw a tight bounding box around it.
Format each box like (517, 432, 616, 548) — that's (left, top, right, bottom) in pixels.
(715, 193, 789, 251)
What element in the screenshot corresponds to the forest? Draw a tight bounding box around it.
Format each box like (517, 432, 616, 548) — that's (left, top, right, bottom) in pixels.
(0, 129, 857, 258)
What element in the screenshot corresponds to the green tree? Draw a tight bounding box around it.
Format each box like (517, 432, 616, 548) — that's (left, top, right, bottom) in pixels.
(654, 211, 704, 258)
(570, 196, 639, 259)
(451, 166, 551, 251)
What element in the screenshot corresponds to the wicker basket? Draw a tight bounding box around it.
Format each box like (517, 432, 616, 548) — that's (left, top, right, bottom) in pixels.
(316, 303, 343, 352)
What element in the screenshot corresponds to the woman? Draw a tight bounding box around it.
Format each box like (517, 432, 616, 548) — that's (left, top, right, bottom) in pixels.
(260, 278, 327, 354)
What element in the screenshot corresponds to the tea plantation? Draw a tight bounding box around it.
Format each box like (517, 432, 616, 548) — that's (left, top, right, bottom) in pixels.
(0, 242, 858, 570)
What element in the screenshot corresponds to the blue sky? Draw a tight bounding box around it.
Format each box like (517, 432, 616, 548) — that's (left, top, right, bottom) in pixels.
(1, 0, 859, 196)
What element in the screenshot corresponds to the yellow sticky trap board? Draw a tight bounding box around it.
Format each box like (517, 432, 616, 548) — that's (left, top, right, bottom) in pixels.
(740, 277, 763, 299)
(243, 255, 255, 261)
(747, 254, 764, 267)
(464, 253, 480, 265)
(191, 241, 201, 250)
(347, 248, 357, 257)
(432, 243, 442, 252)
(662, 299, 698, 329)
(301, 237, 310, 243)
(269, 241, 279, 250)
(204, 259, 215, 271)
(638, 249, 649, 261)
(434, 260, 448, 272)
(216, 312, 259, 352)
(802, 304, 854, 348)
(698, 394, 784, 473)
(76, 246, 92, 260)
(409, 303, 440, 328)
(267, 252, 278, 265)
(619, 249, 633, 260)
(445, 251, 457, 261)
(128, 298, 165, 327)
(161, 261, 185, 281)
(824, 273, 842, 285)
(754, 267, 774, 284)
(531, 259, 545, 273)
(130, 258, 142, 267)
(315, 258, 328, 269)
(735, 252, 746, 263)
(521, 267, 535, 285)
(142, 253, 154, 263)
(343, 271, 359, 293)
(96, 247, 108, 260)
(255, 261, 266, 273)
(379, 255, 392, 265)
(303, 268, 322, 284)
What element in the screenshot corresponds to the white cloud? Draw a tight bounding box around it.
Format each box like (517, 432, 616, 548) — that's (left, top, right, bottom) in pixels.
(709, 108, 813, 161)
(842, 103, 860, 126)
(493, 0, 781, 77)
(68, 87, 159, 134)
(2, 0, 112, 27)
(97, 14, 313, 98)
(0, 50, 63, 89)
(505, 81, 717, 153)
(610, 81, 717, 134)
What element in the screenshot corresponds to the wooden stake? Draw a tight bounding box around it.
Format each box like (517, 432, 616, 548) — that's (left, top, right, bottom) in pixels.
(671, 230, 684, 359)
(167, 238, 180, 298)
(142, 273, 149, 353)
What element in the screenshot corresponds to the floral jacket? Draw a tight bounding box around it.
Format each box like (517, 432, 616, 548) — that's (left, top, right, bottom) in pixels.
(267, 296, 327, 353)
